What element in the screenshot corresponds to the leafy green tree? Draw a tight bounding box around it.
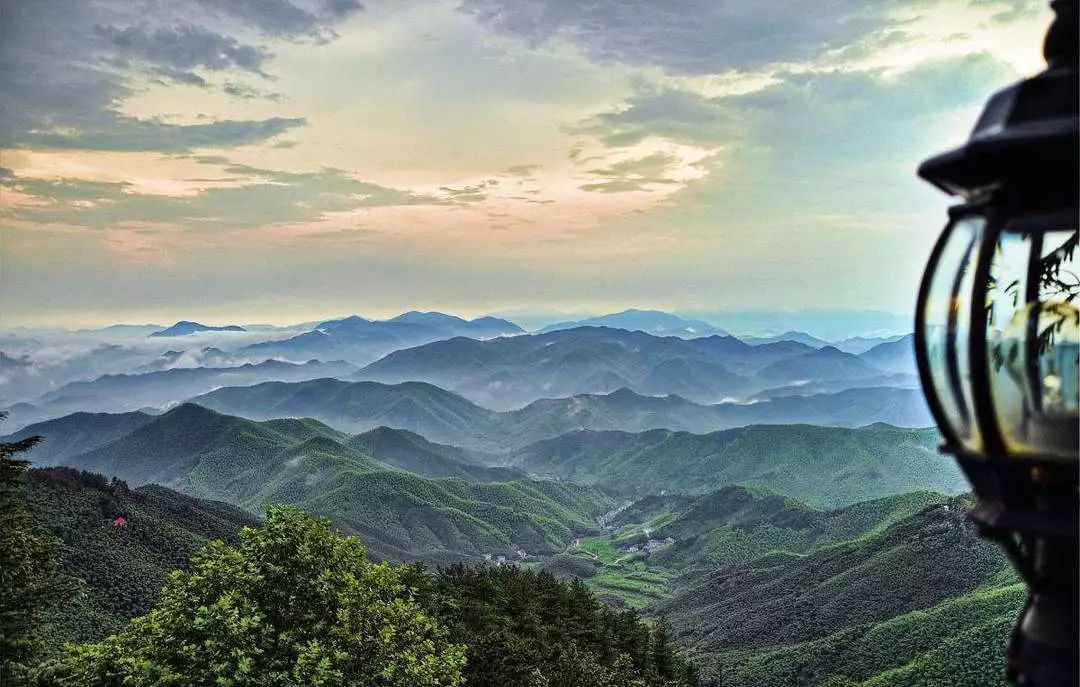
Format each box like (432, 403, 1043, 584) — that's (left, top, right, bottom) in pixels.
(34, 506, 465, 687)
(409, 564, 699, 687)
(0, 416, 72, 681)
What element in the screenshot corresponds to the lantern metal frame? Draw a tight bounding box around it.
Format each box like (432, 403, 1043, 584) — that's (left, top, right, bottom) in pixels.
(913, 0, 1079, 684)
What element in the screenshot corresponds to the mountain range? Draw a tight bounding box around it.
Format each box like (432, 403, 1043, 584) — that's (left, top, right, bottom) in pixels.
(10, 398, 955, 513)
(234, 312, 524, 367)
(188, 378, 933, 452)
(8, 404, 611, 563)
(353, 326, 905, 408)
(512, 423, 960, 506)
(2, 359, 358, 431)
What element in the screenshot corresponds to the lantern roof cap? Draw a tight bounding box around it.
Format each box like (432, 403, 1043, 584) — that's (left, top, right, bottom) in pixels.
(918, 0, 1078, 200)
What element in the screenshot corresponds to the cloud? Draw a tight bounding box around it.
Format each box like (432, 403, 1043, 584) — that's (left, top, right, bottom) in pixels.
(579, 52, 1016, 163)
(196, 0, 363, 38)
(460, 0, 900, 74)
(1, 163, 445, 231)
(501, 164, 540, 177)
(0, 0, 356, 152)
(438, 180, 499, 203)
(95, 24, 269, 74)
(579, 152, 683, 193)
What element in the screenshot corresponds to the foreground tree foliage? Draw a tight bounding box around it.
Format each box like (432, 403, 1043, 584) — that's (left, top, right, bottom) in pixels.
(0, 416, 72, 681)
(33, 507, 466, 687)
(407, 563, 700, 687)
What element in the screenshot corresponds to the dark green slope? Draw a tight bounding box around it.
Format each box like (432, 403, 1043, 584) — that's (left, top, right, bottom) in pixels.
(1, 410, 153, 466)
(23, 467, 258, 654)
(345, 426, 519, 482)
(514, 424, 961, 506)
(279, 470, 613, 563)
(661, 497, 1012, 661)
(721, 584, 1022, 687)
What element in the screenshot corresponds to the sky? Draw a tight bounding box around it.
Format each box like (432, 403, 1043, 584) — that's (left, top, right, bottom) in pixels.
(0, 0, 1053, 327)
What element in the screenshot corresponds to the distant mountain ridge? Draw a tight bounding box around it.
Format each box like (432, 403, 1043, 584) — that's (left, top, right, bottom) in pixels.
(537, 309, 728, 338)
(149, 321, 246, 337)
(187, 378, 933, 451)
(236, 311, 524, 367)
(3, 359, 358, 430)
(354, 326, 823, 408)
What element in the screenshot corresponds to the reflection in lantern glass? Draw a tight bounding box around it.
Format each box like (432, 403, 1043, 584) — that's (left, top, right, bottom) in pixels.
(922, 216, 984, 450)
(988, 228, 1080, 459)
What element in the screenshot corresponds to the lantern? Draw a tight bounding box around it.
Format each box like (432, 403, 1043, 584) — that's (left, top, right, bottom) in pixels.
(914, 1, 1078, 684)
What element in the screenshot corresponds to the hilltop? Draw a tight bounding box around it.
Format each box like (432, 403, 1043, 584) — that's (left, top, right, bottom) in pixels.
(149, 321, 246, 337)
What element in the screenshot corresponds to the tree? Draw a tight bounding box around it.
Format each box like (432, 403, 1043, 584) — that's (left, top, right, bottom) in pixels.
(0, 416, 71, 681)
(34, 506, 465, 687)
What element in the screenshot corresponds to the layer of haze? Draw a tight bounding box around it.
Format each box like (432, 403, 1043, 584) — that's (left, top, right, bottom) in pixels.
(0, 0, 1052, 327)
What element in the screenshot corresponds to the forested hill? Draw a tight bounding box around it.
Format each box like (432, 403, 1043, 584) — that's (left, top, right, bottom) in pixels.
(23, 467, 258, 656)
(660, 496, 1021, 686)
(19, 404, 615, 564)
(512, 424, 962, 506)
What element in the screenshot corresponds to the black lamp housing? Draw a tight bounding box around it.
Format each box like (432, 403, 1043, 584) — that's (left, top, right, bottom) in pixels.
(915, 1, 1079, 685)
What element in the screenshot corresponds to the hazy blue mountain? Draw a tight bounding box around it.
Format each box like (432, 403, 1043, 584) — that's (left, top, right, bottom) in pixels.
(682, 309, 912, 342)
(831, 333, 909, 354)
(749, 373, 921, 399)
(510, 423, 958, 506)
(236, 311, 523, 366)
(355, 327, 825, 408)
(191, 380, 932, 451)
(190, 378, 503, 448)
(32, 404, 612, 563)
(740, 330, 830, 348)
(0, 343, 151, 406)
(10, 359, 358, 426)
(2, 410, 154, 465)
(756, 345, 882, 384)
(537, 309, 728, 338)
(149, 321, 246, 337)
(859, 333, 917, 373)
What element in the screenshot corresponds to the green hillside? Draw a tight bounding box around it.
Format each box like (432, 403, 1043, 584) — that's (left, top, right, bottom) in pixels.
(345, 426, 519, 482)
(22, 467, 258, 656)
(720, 584, 1022, 687)
(634, 487, 945, 574)
(33, 404, 613, 564)
(513, 424, 961, 506)
(659, 497, 1016, 684)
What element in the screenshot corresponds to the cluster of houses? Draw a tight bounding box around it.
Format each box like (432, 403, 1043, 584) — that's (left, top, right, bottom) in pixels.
(482, 548, 530, 566)
(621, 537, 674, 555)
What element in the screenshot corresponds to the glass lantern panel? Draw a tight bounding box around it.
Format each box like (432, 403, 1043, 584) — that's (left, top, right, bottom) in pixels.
(987, 226, 1080, 460)
(922, 215, 984, 451)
